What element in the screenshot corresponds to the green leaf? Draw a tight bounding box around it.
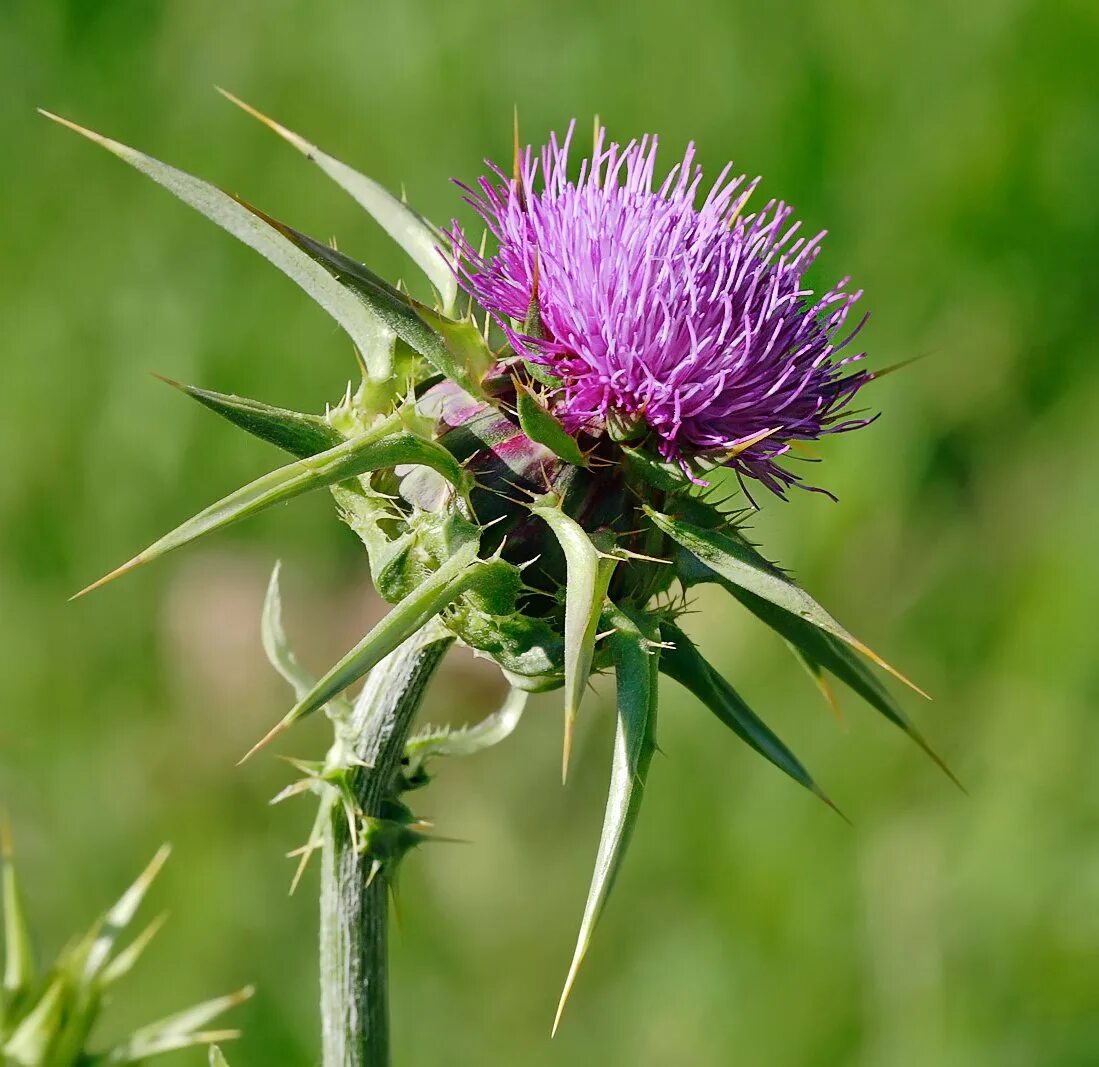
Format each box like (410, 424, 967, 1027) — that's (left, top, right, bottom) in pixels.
(244, 214, 493, 400)
(553, 604, 658, 1034)
(658, 621, 842, 815)
(99, 913, 169, 986)
(209, 1047, 231, 1067)
(412, 302, 496, 396)
(785, 639, 845, 725)
(530, 496, 617, 781)
(3, 977, 65, 1064)
(218, 89, 458, 314)
(261, 563, 353, 722)
(620, 443, 692, 492)
(648, 503, 927, 699)
(516, 385, 587, 467)
(156, 376, 341, 459)
(83, 845, 171, 983)
(101, 986, 252, 1063)
(405, 687, 527, 772)
(243, 539, 485, 758)
(722, 582, 960, 786)
(74, 412, 467, 599)
(40, 111, 396, 381)
(1, 820, 34, 1007)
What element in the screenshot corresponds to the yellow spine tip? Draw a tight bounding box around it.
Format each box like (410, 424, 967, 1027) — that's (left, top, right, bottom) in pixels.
(561, 709, 576, 785)
(238, 719, 287, 765)
(70, 555, 145, 601)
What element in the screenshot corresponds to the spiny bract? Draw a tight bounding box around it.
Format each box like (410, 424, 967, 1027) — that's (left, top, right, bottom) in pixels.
(46, 95, 948, 1029)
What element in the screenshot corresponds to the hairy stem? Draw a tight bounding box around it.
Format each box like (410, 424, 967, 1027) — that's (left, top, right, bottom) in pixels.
(320, 623, 453, 1067)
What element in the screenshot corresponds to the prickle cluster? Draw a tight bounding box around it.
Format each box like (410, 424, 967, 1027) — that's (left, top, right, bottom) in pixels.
(0, 825, 249, 1066)
(46, 96, 950, 1027)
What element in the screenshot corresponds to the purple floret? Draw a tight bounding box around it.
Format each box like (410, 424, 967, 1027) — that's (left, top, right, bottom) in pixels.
(449, 123, 872, 495)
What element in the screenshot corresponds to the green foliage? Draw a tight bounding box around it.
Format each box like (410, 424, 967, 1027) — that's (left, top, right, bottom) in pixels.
(36, 112, 397, 384)
(529, 494, 617, 780)
(554, 605, 659, 1032)
(11, 3, 1099, 1062)
(216, 89, 459, 315)
(47, 79, 960, 1029)
(515, 386, 588, 468)
(0, 836, 249, 1066)
(157, 379, 343, 461)
(649, 500, 926, 697)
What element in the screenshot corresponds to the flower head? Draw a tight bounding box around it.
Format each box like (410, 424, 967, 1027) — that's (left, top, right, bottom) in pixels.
(451, 124, 872, 494)
(54, 98, 943, 1042)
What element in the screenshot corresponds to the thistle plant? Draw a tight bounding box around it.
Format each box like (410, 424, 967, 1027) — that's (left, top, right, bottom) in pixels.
(0, 826, 249, 1065)
(44, 95, 950, 1064)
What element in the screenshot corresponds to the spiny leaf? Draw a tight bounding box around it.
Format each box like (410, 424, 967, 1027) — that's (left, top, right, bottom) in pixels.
(530, 496, 617, 781)
(73, 411, 466, 599)
(3, 977, 64, 1063)
(648, 503, 928, 699)
(155, 375, 341, 459)
(786, 640, 845, 726)
(659, 621, 844, 817)
(717, 580, 961, 788)
(262, 562, 353, 720)
(99, 912, 169, 986)
(40, 110, 396, 381)
(242, 210, 492, 399)
(619, 442, 692, 492)
(406, 687, 528, 770)
(412, 301, 496, 396)
(83, 845, 171, 982)
(100, 1030, 243, 1064)
(101, 986, 252, 1063)
(516, 384, 587, 467)
(554, 604, 658, 1034)
(1, 818, 34, 1003)
(243, 539, 483, 758)
(218, 88, 458, 314)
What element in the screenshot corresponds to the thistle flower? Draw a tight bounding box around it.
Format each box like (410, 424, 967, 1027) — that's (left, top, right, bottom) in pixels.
(45, 97, 949, 1037)
(450, 124, 871, 495)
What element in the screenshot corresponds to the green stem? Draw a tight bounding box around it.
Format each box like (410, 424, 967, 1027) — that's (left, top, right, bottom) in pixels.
(319, 624, 453, 1067)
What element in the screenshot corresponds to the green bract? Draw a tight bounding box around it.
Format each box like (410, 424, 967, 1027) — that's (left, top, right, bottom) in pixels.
(48, 96, 951, 1026)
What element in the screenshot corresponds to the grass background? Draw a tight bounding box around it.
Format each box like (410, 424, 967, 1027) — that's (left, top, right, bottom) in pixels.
(2, 1, 1098, 1064)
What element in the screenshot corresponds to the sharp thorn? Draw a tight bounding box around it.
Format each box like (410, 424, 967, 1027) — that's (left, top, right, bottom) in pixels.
(909, 727, 968, 795)
(845, 637, 931, 701)
(150, 370, 186, 391)
(814, 788, 853, 827)
(815, 674, 846, 728)
(70, 554, 146, 600)
(238, 718, 290, 764)
(215, 87, 313, 155)
(552, 965, 580, 1037)
(561, 707, 576, 785)
(869, 350, 934, 381)
(289, 850, 313, 895)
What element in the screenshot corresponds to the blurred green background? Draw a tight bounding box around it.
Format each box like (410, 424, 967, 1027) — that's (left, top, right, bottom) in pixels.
(3, 1, 1098, 1064)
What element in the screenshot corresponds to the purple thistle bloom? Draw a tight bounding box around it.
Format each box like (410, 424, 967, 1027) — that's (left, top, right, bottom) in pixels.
(450, 123, 873, 496)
